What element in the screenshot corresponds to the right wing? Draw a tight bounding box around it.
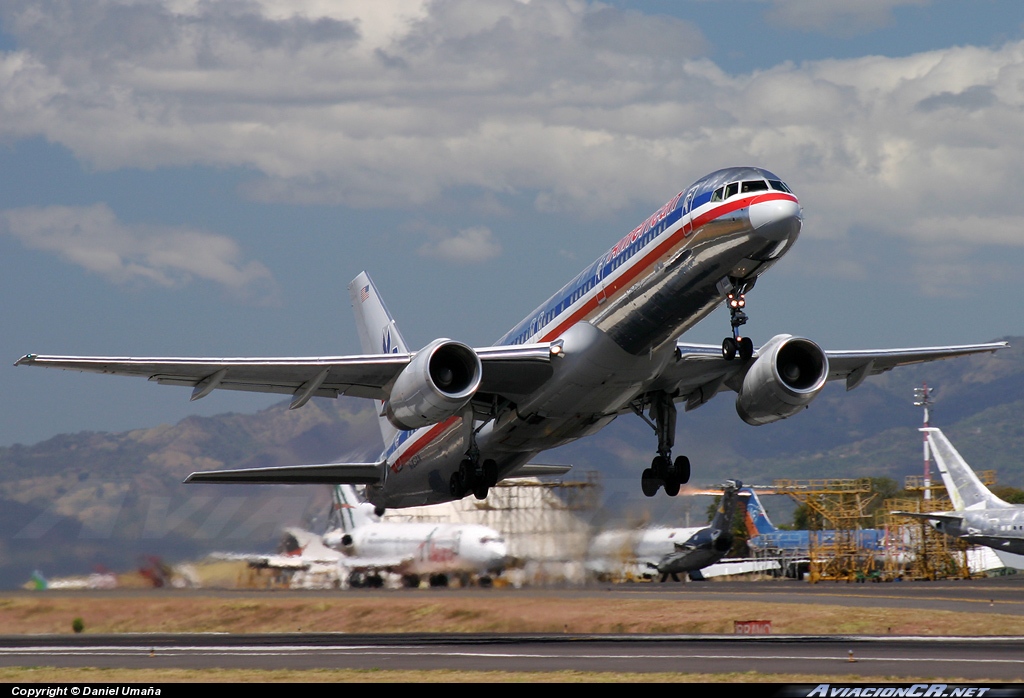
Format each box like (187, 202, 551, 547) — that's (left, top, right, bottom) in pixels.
(651, 339, 1008, 412)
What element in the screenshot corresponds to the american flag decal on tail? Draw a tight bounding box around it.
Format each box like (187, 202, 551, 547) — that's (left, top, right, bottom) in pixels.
(358, 285, 370, 303)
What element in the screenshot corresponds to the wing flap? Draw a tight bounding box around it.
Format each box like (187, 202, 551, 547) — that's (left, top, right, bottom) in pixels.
(185, 461, 385, 485)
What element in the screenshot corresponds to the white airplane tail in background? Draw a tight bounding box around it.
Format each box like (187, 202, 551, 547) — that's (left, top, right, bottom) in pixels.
(329, 484, 380, 533)
(924, 427, 1011, 511)
(348, 271, 410, 445)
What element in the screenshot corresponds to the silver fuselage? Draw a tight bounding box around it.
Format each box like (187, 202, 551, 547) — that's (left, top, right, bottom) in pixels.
(934, 508, 1024, 555)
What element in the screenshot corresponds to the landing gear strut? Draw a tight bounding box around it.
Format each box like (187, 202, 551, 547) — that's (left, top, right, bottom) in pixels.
(635, 391, 691, 498)
(721, 288, 754, 362)
(449, 412, 498, 500)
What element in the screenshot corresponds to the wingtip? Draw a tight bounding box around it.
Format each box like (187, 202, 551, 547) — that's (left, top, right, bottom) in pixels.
(14, 354, 35, 367)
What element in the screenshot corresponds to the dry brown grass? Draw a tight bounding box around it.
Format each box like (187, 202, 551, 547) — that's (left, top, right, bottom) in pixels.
(1, 592, 1022, 636)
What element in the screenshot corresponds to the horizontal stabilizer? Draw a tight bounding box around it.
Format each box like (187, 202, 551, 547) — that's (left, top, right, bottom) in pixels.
(185, 461, 384, 485)
(506, 463, 572, 478)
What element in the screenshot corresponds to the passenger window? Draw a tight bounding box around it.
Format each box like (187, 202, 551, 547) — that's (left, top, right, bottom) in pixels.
(724, 182, 739, 199)
(741, 180, 768, 193)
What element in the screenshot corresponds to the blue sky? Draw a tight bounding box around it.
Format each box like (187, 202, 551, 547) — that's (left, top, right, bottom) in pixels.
(2, 0, 1022, 447)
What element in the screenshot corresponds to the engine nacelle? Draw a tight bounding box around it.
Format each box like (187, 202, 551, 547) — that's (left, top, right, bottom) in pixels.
(735, 334, 829, 426)
(386, 338, 482, 431)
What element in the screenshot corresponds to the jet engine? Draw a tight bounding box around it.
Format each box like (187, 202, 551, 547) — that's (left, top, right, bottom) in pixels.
(735, 334, 828, 426)
(386, 338, 482, 430)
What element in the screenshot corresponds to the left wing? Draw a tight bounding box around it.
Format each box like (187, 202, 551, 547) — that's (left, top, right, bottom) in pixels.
(185, 460, 385, 485)
(654, 339, 1008, 412)
(14, 343, 555, 409)
(891, 511, 963, 525)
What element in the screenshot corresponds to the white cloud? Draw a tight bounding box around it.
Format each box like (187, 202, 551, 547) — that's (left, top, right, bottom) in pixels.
(0, 0, 1022, 285)
(417, 226, 502, 263)
(0, 204, 278, 302)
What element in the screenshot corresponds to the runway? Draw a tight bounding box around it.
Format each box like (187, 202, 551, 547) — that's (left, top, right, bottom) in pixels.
(1, 633, 1023, 679)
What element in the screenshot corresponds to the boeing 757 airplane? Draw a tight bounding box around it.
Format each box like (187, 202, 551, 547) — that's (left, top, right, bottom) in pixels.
(15, 167, 1007, 511)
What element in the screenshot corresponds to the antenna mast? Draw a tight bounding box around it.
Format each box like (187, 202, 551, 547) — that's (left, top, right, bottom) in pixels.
(913, 383, 934, 501)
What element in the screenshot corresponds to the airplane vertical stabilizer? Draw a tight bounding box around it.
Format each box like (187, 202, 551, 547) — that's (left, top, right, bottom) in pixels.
(331, 485, 379, 533)
(742, 487, 777, 537)
(711, 480, 742, 537)
(349, 271, 410, 445)
(924, 427, 1010, 510)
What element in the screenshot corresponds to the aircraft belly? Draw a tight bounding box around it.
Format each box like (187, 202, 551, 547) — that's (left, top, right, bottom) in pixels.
(377, 421, 468, 508)
(594, 217, 783, 355)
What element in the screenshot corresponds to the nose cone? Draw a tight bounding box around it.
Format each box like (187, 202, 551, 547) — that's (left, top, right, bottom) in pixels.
(487, 541, 509, 568)
(749, 196, 802, 244)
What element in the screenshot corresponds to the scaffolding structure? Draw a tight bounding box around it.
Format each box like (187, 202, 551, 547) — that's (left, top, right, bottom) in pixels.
(883, 497, 971, 580)
(772, 478, 878, 582)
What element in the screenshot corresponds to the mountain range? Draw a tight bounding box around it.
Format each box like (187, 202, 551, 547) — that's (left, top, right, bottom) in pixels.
(1, 336, 1020, 588)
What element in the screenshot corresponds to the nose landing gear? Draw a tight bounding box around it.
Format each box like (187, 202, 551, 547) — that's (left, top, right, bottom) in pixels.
(721, 291, 754, 361)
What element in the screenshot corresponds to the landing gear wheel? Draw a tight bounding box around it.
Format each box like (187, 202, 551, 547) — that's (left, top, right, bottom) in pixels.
(722, 337, 738, 361)
(482, 459, 498, 488)
(459, 458, 473, 482)
(450, 472, 465, 498)
(663, 473, 680, 497)
(673, 455, 691, 484)
(738, 336, 754, 361)
(641, 468, 659, 497)
(473, 483, 489, 500)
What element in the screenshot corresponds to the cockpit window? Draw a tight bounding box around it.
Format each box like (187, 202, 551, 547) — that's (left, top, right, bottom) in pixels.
(711, 178, 788, 204)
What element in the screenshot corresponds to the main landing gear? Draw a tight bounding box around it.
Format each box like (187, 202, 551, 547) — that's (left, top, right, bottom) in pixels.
(449, 456, 498, 501)
(721, 290, 754, 362)
(634, 391, 691, 498)
(448, 409, 498, 501)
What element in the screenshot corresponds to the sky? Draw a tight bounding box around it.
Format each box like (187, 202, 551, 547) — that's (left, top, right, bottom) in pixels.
(1, 0, 1023, 448)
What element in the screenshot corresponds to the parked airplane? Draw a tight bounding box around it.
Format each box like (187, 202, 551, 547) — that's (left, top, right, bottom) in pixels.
(588, 481, 773, 581)
(899, 428, 1024, 569)
(227, 485, 509, 587)
(325, 485, 509, 587)
(651, 480, 744, 581)
(16, 166, 1007, 511)
(744, 487, 885, 555)
(587, 524, 705, 580)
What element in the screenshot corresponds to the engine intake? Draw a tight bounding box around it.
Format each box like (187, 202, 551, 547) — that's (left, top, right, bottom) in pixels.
(386, 339, 482, 430)
(735, 334, 828, 426)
